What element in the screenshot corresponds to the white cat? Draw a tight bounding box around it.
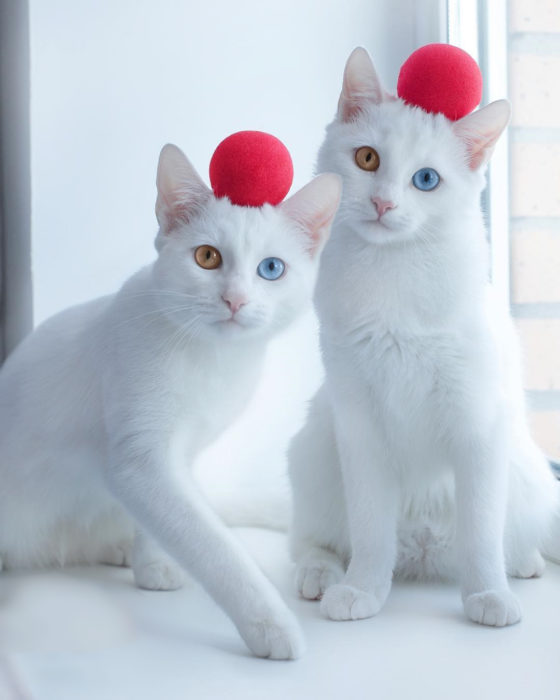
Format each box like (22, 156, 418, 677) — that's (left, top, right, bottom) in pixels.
(0, 142, 341, 659)
(289, 48, 560, 627)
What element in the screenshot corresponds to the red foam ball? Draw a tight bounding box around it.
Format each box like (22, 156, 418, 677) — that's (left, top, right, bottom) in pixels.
(397, 43, 482, 121)
(209, 131, 294, 207)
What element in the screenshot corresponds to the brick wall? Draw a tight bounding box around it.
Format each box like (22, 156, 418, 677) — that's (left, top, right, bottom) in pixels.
(509, 0, 560, 458)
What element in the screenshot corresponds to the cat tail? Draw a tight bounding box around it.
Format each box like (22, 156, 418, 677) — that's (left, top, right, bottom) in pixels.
(542, 461, 560, 565)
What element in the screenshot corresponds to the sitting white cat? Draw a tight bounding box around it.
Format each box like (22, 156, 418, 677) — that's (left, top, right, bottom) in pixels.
(289, 48, 560, 627)
(0, 143, 341, 659)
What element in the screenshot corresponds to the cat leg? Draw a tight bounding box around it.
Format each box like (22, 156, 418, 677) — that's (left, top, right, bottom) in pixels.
(289, 386, 348, 601)
(295, 547, 345, 601)
(87, 506, 135, 566)
(452, 416, 521, 627)
(132, 529, 187, 591)
(106, 437, 304, 660)
(505, 433, 558, 578)
(319, 374, 399, 621)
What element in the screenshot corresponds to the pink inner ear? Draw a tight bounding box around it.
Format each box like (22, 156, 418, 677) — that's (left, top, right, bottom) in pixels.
(338, 48, 388, 122)
(156, 144, 211, 232)
(467, 143, 488, 171)
(453, 101, 510, 171)
(465, 130, 501, 170)
(339, 84, 388, 123)
(280, 174, 341, 257)
(282, 200, 334, 257)
(304, 210, 333, 254)
(338, 93, 362, 123)
(156, 187, 200, 231)
(338, 88, 373, 122)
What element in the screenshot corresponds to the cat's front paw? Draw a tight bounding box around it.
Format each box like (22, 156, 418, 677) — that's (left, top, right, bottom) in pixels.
(320, 583, 383, 621)
(239, 609, 305, 660)
(296, 558, 344, 600)
(134, 561, 186, 591)
(464, 589, 521, 627)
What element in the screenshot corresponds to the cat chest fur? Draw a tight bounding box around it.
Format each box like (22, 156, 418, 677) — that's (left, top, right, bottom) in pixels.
(317, 227, 501, 460)
(322, 312, 503, 477)
(162, 344, 264, 453)
(341, 333, 435, 426)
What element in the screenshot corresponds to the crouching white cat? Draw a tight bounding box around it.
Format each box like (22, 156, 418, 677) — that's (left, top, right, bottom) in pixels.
(289, 48, 560, 627)
(0, 143, 341, 659)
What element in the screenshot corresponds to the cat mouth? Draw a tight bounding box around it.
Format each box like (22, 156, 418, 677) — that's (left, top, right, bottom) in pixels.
(363, 218, 392, 230)
(217, 315, 246, 328)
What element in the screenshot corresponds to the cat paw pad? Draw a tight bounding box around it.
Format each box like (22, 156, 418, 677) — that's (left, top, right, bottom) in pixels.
(320, 584, 381, 621)
(296, 559, 344, 600)
(464, 589, 521, 627)
(134, 561, 186, 591)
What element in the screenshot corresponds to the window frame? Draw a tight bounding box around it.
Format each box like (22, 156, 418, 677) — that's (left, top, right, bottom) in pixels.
(447, 0, 511, 307)
(0, 0, 33, 359)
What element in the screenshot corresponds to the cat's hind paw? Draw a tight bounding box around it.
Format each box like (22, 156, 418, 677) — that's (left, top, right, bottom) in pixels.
(464, 589, 521, 627)
(134, 561, 186, 591)
(296, 558, 344, 600)
(239, 611, 305, 660)
(507, 550, 545, 579)
(320, 583, 382, 621)
(98, 542, 132, 567)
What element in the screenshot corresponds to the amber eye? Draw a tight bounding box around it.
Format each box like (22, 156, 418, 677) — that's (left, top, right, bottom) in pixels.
(355, 146, 380, 172)
(194, 245, 222, 270)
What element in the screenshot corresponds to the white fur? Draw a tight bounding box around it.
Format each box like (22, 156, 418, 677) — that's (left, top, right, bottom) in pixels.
(289, 48, 560, 627)
(0, 143, 341, 659)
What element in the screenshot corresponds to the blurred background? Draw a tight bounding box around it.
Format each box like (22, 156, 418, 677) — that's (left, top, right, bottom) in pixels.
(1, 0, 559, 518)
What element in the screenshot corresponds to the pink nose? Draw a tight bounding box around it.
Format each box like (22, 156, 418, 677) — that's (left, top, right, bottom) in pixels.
(372, 197, 396, 217)
(222, 296, 247, 314)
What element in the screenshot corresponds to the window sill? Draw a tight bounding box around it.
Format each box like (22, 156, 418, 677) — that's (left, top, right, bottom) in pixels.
(4, 528, 560, 699)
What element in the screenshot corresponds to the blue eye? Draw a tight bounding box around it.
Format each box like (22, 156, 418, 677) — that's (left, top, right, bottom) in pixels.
(412, 168, 440, 191)
(257, 257, 285, 281)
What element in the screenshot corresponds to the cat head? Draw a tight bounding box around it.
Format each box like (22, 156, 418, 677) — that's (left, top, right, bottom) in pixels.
(317, 47, 510, 246)
(151, 144, 341, 340)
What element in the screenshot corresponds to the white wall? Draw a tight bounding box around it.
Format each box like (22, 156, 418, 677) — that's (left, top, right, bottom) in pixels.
(29, 0, 432, 322)
(29, 0, 437, 512)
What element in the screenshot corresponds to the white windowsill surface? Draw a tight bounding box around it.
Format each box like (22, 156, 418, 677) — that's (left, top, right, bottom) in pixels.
(2, 528, 559, 700)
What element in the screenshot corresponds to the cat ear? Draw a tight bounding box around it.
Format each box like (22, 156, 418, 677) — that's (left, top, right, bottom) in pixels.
(338, 47, 390, 122)
(453, 100, 511, 170)
(280, 173, 342, 257)
(155, 144, 211, 235)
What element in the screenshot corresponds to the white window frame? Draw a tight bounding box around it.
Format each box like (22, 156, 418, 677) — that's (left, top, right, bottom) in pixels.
(448, 0, 511, 308)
